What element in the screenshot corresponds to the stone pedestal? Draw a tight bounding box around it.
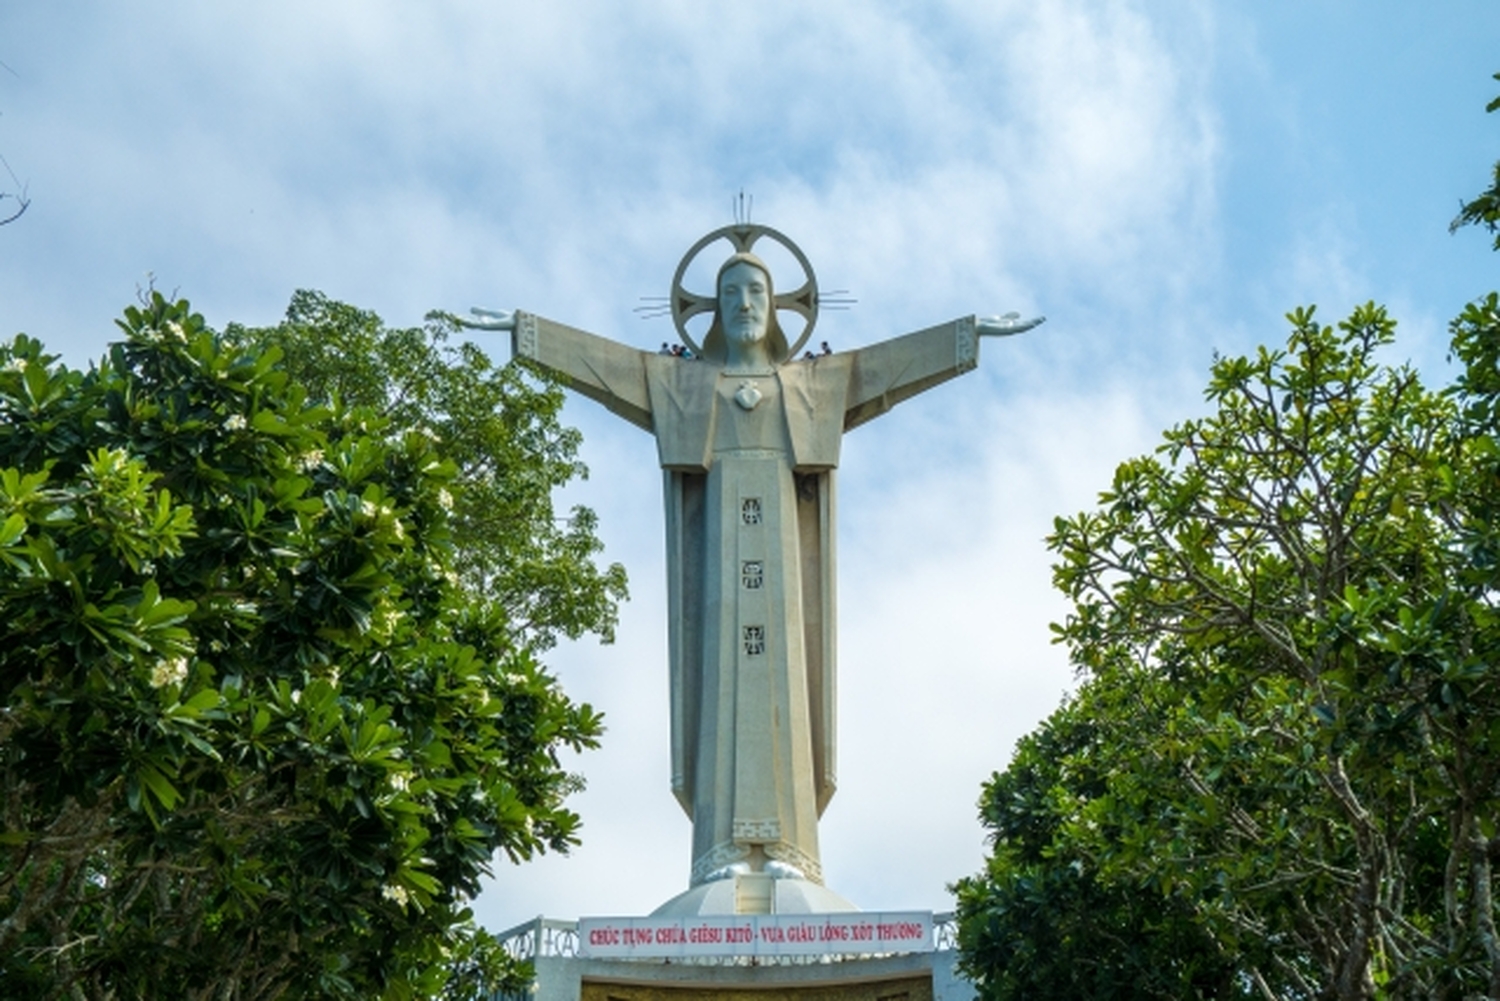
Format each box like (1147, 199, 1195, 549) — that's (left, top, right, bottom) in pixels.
(650, 875, 858, 917)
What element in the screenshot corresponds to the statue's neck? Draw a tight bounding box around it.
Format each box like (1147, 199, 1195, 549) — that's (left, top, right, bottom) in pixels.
(724, 341, 774, 375)
(723, 360, 776, 377)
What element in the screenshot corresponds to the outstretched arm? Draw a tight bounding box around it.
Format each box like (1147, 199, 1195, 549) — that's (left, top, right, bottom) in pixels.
(842, 313, 1043, 430)
(463, 307, 654, 432)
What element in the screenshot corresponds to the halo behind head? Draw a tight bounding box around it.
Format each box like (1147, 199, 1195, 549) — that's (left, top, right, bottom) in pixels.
(670, 223, 820, 361)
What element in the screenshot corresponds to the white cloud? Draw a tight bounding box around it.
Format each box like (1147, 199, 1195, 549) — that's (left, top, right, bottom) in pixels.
(3, 0, 1222, 360)
(0, 0, 1285, 933)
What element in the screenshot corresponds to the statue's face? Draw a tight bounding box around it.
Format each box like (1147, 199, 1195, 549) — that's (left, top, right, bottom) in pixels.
(719, 261, 770, 345)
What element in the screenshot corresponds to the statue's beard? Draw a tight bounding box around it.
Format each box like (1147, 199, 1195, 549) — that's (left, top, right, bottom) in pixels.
(726, 321, 767, 346)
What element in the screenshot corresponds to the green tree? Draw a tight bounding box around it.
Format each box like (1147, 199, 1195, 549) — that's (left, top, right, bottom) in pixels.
(955, 683, 1242, 1000)
(229, 290, 627, 653)
(0, 58, 30, 226)
(957, 303, 1500, 999)
(1450, 71, 1500, 250)
(0, 292, 609, 1000)
(959, 75, 1500, 1001)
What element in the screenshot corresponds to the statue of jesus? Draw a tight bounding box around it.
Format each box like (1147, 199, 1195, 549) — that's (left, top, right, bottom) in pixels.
(467, 223, 1040, 909)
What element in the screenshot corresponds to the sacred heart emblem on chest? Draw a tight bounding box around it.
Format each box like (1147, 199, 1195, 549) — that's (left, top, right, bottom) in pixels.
(734, 380, 763, 411)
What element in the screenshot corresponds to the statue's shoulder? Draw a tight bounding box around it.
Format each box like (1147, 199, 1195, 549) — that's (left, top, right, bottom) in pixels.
(645, 356, 722, 414)
(646, 354, 721, 382)
(777, 353, 853, 389)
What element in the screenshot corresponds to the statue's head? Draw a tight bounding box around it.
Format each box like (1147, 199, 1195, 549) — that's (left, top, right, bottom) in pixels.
(701, 252, 789, 364)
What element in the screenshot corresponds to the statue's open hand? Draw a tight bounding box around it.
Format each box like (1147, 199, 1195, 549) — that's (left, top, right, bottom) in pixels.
(977, 312, 1045, 336)
(457, 307, 517, 332)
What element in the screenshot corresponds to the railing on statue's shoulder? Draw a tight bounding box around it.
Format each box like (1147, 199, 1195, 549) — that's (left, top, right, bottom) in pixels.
(493, 911, 958, 967)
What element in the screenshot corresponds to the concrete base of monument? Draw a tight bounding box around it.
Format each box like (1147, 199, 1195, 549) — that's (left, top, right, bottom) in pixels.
(530, 947, 970, 1001)
(495, 911, 975, 1001)
(651, 875, 859, 917)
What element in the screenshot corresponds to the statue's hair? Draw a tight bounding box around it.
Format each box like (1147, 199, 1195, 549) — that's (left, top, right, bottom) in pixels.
(700, 252, 789, 364)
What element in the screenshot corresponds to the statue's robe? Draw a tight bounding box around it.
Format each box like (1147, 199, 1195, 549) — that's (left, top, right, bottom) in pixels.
(512, 311, 980, 886)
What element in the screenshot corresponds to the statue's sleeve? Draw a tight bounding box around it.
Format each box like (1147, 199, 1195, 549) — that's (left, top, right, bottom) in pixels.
(512, 312, 653, 431)
(843, 317, 978, 430)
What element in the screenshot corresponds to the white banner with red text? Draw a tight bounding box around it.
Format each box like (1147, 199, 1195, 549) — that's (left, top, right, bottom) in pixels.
(576, 912, 933, 959)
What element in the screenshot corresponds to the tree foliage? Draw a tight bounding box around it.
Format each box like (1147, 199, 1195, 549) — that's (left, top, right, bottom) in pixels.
(1451, 72, 1500, 249)
(956, 685, 1240, 999)
(959, 76, 1500, 1001)
(0, 59, 30, 227)
(0, 293, 610, 999)
(229, 290, 628, 653)
(957, 304, 1500, 999)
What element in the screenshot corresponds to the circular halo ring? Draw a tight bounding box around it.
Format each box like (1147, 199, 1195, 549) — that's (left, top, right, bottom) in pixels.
(670, 223, 819, 360)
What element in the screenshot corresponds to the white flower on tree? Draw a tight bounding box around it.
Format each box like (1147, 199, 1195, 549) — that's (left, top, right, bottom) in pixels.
(149, 657, 188, 689)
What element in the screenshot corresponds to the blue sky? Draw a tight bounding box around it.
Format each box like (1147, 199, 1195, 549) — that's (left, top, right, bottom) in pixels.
(2, 2, 1497, 930)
